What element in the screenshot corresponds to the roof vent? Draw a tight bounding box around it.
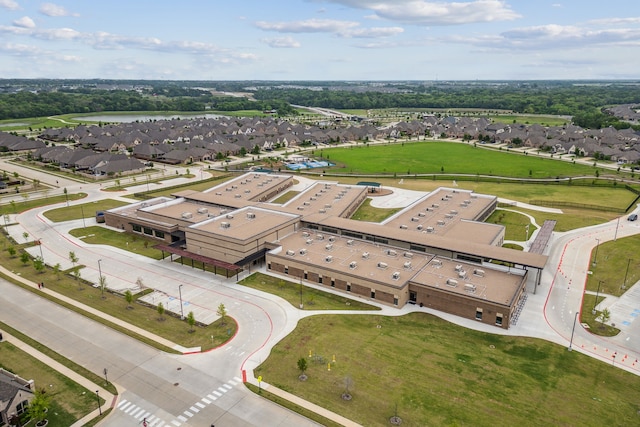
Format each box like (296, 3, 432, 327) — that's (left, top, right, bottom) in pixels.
(362, 252, 370, 259)
(392, 272, 400, 280)
(325, 255, 333, 263)
(246, 212, 256, 219)
(286, 250, 295, 256)
(377, 262, 388, 269)
(446, 278, 458, 287)
(220, 221, 230, 229)
(349, 261, 357, 269)
(299, 248, 307, 255)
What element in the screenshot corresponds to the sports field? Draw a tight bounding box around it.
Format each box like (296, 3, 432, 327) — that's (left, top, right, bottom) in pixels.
(322, 141, 610, 178)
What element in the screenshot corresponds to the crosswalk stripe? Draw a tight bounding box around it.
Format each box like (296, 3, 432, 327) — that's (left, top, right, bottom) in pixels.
(207, 394, 217, 400)
(201, 397, 211, 404)
(170, 420, 181, 426)
(177, 415, 188, 422)
(119, 401, 132, 411)
(213, 390, 222, 396)
(195, 402, 205, 408)
(124, 405, 137, 414)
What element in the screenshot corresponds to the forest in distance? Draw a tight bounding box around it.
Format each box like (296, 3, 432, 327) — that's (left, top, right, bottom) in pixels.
(1, 79, 639, 130)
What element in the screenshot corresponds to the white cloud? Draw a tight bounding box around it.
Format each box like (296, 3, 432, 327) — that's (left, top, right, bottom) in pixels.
(255, 18, 360, 34)
(0, 0, 19, 10)
(262, 36, 301, 48)
(255, 18, 403, 38)
(39, 3, 79, 17)
(327, 0, 521, 25)
(0, 42, 42, 56)
(13, 16, 35, 28)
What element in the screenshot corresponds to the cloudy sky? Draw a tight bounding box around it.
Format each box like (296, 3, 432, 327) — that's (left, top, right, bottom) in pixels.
(1, 0, 638, 80)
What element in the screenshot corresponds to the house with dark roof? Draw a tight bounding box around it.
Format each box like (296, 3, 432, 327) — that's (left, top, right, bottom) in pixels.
(0, 368, 35, 426)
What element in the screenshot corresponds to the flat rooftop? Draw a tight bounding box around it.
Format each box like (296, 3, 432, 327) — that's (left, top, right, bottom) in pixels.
(280, 182, 368, 219)
(410, 256, 525, 307)
(189, 206, 299, 242)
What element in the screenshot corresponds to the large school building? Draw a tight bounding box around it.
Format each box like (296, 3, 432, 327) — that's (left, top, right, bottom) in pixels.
(104, 172, 547, 329)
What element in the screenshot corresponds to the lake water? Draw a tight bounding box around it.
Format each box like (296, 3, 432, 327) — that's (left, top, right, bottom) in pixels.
(72, 113, 225, 123)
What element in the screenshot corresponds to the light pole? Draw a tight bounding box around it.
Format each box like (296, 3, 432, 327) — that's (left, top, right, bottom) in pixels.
(568, 311, 579, 351)
(95, 390, 102, 415)
(299, 278, 303, 309)
(80, 204, 86, 228)
(36, 239, 44, 263)
(103, 368, 108, 385)
(623, 258, 632, 290)
(592, 280, 603, 315)
(592, 238, 600, 267)
(178, 284, 184, 319)
(525, 224, 529, 242)
(98, 259, 104, 299)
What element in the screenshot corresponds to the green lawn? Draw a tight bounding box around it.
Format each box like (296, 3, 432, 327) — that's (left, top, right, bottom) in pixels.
(587, 235, 640, 298)
(43, 199, 131, 222)
(320, 141, 610, 178)
(0, 340, 103, 426)
(256, 313, 640, 427)
(238, 273, 379, 311)
(350, 198, 402, 223)
(68, 226, 164, 259)
(487, 114, 569, 127)
(271, 190, 301, 204)
(0, 193, 86, 215)
(487, 209, 536, 241)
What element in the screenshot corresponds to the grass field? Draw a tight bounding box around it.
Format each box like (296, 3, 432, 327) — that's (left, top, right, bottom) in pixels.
(321, 141, 609, 177)
(68, 226, 164, 259)
(43, 199, 131, 222)
(256, 313, 640, 427)
(350, 198, 402, 223)
(0, 193, 86, 215)
(238, 273, 379, 311)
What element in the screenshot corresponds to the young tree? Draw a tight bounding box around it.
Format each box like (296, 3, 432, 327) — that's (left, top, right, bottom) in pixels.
(297, 357, 308, 381)
(157, 302, 165, 320)
(22, 231, 29, 242)
(99, 274, 107, 299)
(20, 251, 30, 265)
(26, 388, 50, 426)
(598, 308, 611, 329)
(187, 311, 196, 332)
(124, 289, 133, 309)
(53, 262, 62, 280)
(217, 303, 227, 326)
(69, 251, 78, 269)
(72, 269, 82, 285)
(33, 256, 45, 273)
(7, 246, 16, 258)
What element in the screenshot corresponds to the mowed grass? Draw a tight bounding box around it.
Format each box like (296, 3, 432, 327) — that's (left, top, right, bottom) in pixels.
(323, 141, 602, 177)
(256, 313, 640, 427)
(487, 209, 535, 241)
(68, 226, 164, 259)
(0, 341, 100, 426)
(43, 199, 131, 222)
(350, 198, 401, 223)
(238, 273, 379, 311)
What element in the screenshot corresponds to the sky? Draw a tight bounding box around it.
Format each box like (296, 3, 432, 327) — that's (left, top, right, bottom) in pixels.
(0, 0, 639, 81)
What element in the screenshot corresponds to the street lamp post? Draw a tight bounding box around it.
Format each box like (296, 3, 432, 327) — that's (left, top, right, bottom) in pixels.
(592, 280, 604, 315)
(98, 259, 104, 299)
(623, 258, 632, 290)
(178, 284, 184, 319)
(592, 238, 600, 267)
(80, 204, 86, 228)
(299, 278, 303, 309)
(36, 239, 44, 263)
(568, 311, 579, 351)
(525, 224, 529, 243)
(95, 390, 102, 415)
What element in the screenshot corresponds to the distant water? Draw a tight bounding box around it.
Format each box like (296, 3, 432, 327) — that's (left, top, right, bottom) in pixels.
(0, 122, 30, 127)
(72, 113, 225, 123)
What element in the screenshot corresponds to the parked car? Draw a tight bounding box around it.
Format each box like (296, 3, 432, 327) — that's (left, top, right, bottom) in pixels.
(629, 213, 638, 221)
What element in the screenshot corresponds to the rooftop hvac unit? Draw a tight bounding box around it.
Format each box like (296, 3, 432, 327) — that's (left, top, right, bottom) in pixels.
(220, 221, 230, 229)
(446, 278, 458, 286)
(411, 217, 419, 222)
(325, 244, 333, 251)
(215, 192, 222, 196)
(303, 201, 311, 206)
(302, 231, 310, 237)
(403, 261, 412, 269)
(400, 225, 408, 230)
(244, 189, 251, 194)
(458, 270, 466, 278)
(450, 210, 458, 215)
(464, 199, 471, 204)
(319, 209, 326, 214)
(446, 194, 453, 199)
(426, 207, 434, 212)
(197, 207, 208, 214)
(329, 236, 335, 242)
(324, 203, 332, 208)
(181, 212, 193, 219)
(310, 197, 317, 201)
(377, 262, 388, 269)
(392, 272, 400, 280)
(464, 283, 476, 292)
(316, 234, 324, 240)
(445, 214, 454, 219)
(437, 220, 445, 226)
(460, 202, 467, 207)
(347, 239, 354, 246)
(232, 185, 238, 189)
(324, 184, 331, 189)
(235, 194, 242, 198)
(362, 252, 370, 259)
(417, 225, 423, 231)
(225, 187, 232, 191)
(432, 203, 440, 208)
(387, 249, 397, 256)
(306, 239, 313, 245)
(299, 249, 307, 255)
(474, 269, 485, 277)
(404, 252, 413, 258)
(297, 206, 305, 211)
(441, 197, 447, 201)
(426, 226, 435, 233)
(257, 183, 263, 187)
(433, 259, 442, 266)
(286, 250, 295, 256)
(455, 264, 462, 271)
(325, 256, 333, 263)
(226, 214, 234, 219)
(246, 212, 256, 219)
(418, 212, 426, 217)
(349, 261, 357, 269)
